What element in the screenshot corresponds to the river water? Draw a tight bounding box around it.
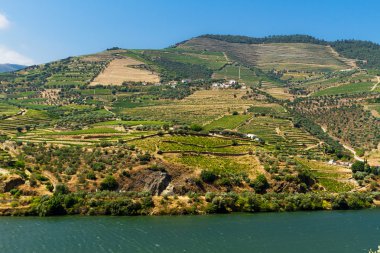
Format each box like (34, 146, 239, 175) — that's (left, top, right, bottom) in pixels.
(1, 209, 380, 253)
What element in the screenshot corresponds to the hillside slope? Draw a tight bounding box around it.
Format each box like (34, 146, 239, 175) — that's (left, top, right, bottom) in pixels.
(178, 36, 353, 72)
(0, 64, 26, 73)
(0, 34, 378, 216)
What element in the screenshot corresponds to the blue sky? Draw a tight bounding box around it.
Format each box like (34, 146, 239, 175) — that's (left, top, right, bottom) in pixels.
(0, 0, 379, 64)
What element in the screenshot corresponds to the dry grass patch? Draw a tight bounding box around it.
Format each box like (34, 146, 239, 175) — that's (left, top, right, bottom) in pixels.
(90, 58, 160, 86)
(265, 87, 294, 100)
(366, 145, 380, 166)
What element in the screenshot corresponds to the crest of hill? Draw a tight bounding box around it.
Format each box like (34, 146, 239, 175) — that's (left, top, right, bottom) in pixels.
(178, 34, 380, 69)
(199, 34, 327, 45)
(177, 35, 353, 72)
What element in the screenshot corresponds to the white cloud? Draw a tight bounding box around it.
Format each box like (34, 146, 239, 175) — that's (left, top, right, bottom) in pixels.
(0, 45, 33, 65)
(0, 14, 10, 29)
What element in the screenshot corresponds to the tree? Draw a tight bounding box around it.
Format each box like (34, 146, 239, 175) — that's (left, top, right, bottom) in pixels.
(190, 124, 203, 132)
(54, 184, 69, 195)
(163, 124, 170, 131)
(36, 195, 66, 216)
(251, 174, 269, 194)
(351, 161, 365, 173)
(100, 175, 119, 191)
(201, 170, 217, 183)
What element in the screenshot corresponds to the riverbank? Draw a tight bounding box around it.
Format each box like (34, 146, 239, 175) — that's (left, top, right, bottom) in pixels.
(0, 191, 376, 216)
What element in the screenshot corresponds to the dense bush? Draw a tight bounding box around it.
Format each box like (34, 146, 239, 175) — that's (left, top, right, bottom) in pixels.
(55, 184, 70, 195)
(351, 161, 366, 173)
(201, 170, 217, 183)
(100, 176, 119, 191)
(251, 174, 269, 193)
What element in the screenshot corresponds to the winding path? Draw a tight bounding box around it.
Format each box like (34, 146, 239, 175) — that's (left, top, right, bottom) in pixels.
(370, 76, 380, 91)
(42, 171, 59, 189)
(321, 126, 364, 162)
(343, 144, 364, 162)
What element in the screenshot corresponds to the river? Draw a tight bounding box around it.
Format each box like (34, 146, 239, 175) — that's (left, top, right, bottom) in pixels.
(1, 209, 380, 253)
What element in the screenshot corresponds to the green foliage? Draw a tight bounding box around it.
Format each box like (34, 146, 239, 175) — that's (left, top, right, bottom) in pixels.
(46, 183, 54, 192)
(297, 168, 316, 187)
(55, 184, 70, 195)
(10, 189, 21, 197)
(149, 55, 212, 81)
(332, 40, 380, 69)
(291, 110, 346, 157)
(351, 161, 366, 173)
(33, 195, 67, 216)
(312, 82, 374, 96)
(251, 174, 269, 194)
(204, 192, 373, 214)
(86, 171, 96, 180)
(190, 124, 203, 132)
(204, 114, 251, 131)
(100, 176, 119, 191)
(201, 170, 217, 183)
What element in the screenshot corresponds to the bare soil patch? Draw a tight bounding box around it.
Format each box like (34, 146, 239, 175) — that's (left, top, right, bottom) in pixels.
(90, 58, 160, 86)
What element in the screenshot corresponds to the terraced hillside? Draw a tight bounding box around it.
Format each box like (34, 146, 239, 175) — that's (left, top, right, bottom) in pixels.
(0, 34, 379, 216)
(178, 37, 352, 72)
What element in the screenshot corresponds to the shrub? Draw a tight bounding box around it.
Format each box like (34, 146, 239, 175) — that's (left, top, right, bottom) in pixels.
(92, 162, 106, 171)
(100, 175, 119, 191)
(137, 153, 151, 163)
(201, 170, 217, 183)
(35, 195, 66, 216)
(64, 167, 77, 175)
(10, 189, 21, 197)
(351, 161, 365, 173)
(190, 124, 203, 132)
(297, 168, 316, 187)
(353, 171, 367, 180)
(331, 195, 349, 210)
(149, 164, 166, 172)
(205, 192, 216, 202)
(121, 170, 130, 177)
(64, 195, 78, 208)
(251, 174, 269, 194)
(86, 171, 96, 180)
(46, 183, 54, 192)
(35, 173, 48, 182)
(355, 149, 365, 157)
(54, 184, 69, 195)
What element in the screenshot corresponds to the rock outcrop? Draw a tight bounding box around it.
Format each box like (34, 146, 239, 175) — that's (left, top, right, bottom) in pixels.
(126, 170, 171, 195)
(0, 175, 25, 193)
(143, 171, 171, 195)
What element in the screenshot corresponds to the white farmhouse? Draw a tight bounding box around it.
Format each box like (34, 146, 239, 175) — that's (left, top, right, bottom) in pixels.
(228, 80, 237, 85)
(246, 133, 257, 139)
